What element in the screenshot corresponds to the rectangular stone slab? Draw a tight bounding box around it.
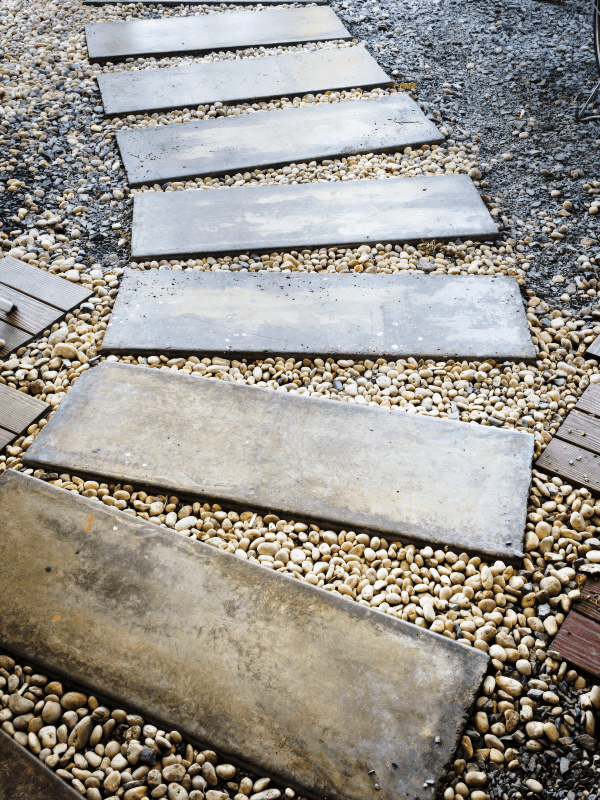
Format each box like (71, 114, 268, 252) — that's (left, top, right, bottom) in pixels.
(86, 8, 350, 63)
(117, 95, 443, 187)
(24, 361, 534, 560)
(102, 271, 536, 362)
(131, 174, 498, 259)
(0, 469, 489, 800)
(86, 0, 326, 4)
(0, 729, 81, 800)
(97, 47, 392, 116)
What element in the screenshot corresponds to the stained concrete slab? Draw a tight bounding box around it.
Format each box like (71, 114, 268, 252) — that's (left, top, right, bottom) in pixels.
(102, 271, 536, 362)
(24, 361, 533, 560)
(97, 47, 392, 116)
(131, 174, 498, 259)
(0, 469, 488, 800)
(0, 729, 80, 800)
(86, 9, 350, 63)
(117, 95, 443, 186)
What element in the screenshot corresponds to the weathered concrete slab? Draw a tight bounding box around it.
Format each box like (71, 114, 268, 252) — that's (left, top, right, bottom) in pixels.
(97, 48, 392, 116)
(131, 174, 498, 259)
(117, 95, 443, 187)
(0, 470, 489, 800)
(102, 271, 536, 362)
(86, 9, 350, 63)
(24, 361, 533, 560)
(0, 728, 80, 800)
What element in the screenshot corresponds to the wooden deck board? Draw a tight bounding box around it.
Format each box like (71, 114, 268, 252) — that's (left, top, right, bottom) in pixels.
(0, 728, 81, 800)
(536, 437, 600, 494)
(551, 610, 600, 678)
(0, 384, 49, 437)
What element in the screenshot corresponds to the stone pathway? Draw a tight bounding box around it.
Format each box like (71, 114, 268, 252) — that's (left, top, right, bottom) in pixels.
(0, 469, 489, 800)
(85, 8, 350, 63)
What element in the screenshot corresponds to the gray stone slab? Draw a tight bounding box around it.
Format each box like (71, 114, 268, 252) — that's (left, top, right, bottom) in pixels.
(86, 0, 326, 4)
(0, 470, 488, 800)
(131, 174, 498, 260)
(102, 271, 536, 362)
(97, 47, 392, 117)
(117, 95, 443, 187)
(24, 361, 533, 560)
(86, 8, 350, 64)
(0, 729, 80, 800)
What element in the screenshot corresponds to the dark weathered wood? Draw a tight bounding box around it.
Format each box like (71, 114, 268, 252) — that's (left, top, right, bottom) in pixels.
(0, 427, 15, 450)
(536, 437, 600, 494)
(0, 320, 31, 359)
(0, 284, 63, 336)
(98, 48, 393, 117)
(0, 383, 49, 435)
(554, 408, 600, 456)
(116, 94, 443, 187)
(0, 470, 489, 800)
(0, 728, 81, 800)
(102, 271, 536, 362)
(131, 174, 498, 260)
(86, 9, 350, 63)
(24, 361, 534, 561)
(0, 256, 92, 312)
(585, 333, 600, 360)
(575, 382, 600, 418)
(577, 577, 600, 625)
(551, 610, 600, 678)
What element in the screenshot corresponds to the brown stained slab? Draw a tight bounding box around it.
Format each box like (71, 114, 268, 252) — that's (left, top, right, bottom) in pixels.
(24, 361, 534, 560)
(0, 470, 489, 800)
(102, 271, 536, 362)
(551, 610, 600, 678)
(117, 94, 443, 187)
(535, 438, 600, 494)
(131, 175, 498, 260)
(0, 321, 30, 359)
(0, 730, 81, 800)
(0, 384, 49, 448)
(0, 284, 64, 336)
(86, 8, 350, 63)
(97, 47, 392, 116)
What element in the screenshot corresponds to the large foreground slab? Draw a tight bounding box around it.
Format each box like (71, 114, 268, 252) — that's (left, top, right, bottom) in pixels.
(0, 729, 80, 800)
(102, 271, 536, 361)
(117, 95, 442, 186)
(98, 47, 392, 116)
(24, 362, 533, 560)
(0, 470, 488, 800)
(132, 174, 497, 259)
(86, 8, 350, 63)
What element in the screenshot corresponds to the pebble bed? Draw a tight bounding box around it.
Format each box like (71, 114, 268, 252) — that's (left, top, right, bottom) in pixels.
(0, 0, 599, 799)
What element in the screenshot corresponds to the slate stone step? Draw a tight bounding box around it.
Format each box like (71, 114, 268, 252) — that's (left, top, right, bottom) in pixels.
(102, 271, 536, 362)
(131, 174, 498, 260)
(0, 469, 489, 800)
(86, 8, 350, 64)
(116, 94, 443, 187)
(0, 728, 81, 800)
(24, 361, 533, 561)
(97, 47, 392, 117)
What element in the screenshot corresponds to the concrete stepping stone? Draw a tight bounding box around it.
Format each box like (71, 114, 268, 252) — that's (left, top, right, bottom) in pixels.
(117, 94, 443, 187)
(24, 361, 533, 560)
(0, 728, 80, 800)
(97, 47, 392, 117)
(86, 8, 350, 63)
(0, 469, 489, 800)
(102, 271, 536, 362)
(131, 174, 498, 260)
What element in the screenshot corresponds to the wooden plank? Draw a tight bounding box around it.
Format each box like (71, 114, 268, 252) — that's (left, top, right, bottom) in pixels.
(0, 256, 92, 313)
(0, 321, 31, 359)
(0, 383, 49, 436)
(24, 361, 534, 561)
(86, 9, 350, 63)
(102, 271, 536, 362)
(0, 284, 63, 336)
(117, 94, 443, 187)
(551, 610, 600, 678)
(577, 577, 600, 625)
(131, 174, 498, 260)
(575, 382, 600, 418)
(0, 427, 15, 450)
(535, 437, 600, 494)
(554, 408, 600, 456)
(0, 728, 81, 800)
(0, 469, 489, 800)
(585, 333, 600, 360)
(97, 48, 393, 117)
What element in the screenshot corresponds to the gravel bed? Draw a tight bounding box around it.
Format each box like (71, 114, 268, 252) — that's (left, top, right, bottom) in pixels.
(0, 0, 600, 798)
